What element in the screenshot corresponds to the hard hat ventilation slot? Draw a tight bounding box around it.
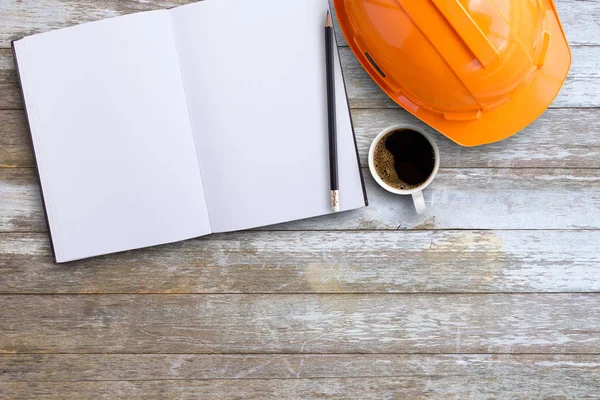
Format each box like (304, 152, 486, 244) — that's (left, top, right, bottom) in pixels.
(365, 52, 386, 78)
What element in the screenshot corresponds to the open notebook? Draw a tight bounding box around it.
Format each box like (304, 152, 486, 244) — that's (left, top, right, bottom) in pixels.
(12, 0, 367, 263)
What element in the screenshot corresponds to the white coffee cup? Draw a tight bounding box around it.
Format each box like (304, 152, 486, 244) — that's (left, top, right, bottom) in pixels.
(368, 124, 440, 214)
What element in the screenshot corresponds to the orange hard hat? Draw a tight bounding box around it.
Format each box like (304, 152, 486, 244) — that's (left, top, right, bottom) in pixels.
(334, 0, 572, 146)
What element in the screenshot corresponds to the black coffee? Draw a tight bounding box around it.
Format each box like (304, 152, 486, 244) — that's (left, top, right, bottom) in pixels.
(373, 129, 435, 190)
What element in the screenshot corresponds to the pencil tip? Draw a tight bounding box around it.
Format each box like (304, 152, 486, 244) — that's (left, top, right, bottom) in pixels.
(326, 11, 333, 27)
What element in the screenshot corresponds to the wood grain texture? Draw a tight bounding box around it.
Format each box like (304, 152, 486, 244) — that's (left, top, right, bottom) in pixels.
(0, 49, 16, 84)
(2, 45, 599, 110)
(3, 375, 600, 400)
(3, 108, 600, 169)
(352, 108, 600, 168)
(3, 167, 599, 232)
(0, 111, 31, 168)
(0, 49, 21, 109)
(2, 230, 600, 294)
(1, 294, 600, 354)
(2, 353, 599, 382)
(0, 0, 598, 48)
(0, 84, 21, 109)
(1, 355, 599, 400)
(255, 167, 600, 230)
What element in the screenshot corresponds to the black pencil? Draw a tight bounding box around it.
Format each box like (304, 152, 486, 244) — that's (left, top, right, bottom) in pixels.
(325, 10, 339, 212)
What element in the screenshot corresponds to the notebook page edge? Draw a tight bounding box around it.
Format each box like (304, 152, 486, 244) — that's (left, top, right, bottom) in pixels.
(12, 38, 62, 262)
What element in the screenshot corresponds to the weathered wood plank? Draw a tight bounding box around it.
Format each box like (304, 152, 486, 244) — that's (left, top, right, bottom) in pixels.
(0, 111, 31, 168)
(352, 108, 600, 168)
(1, 0, 598, 48)
(2, 354, 599, 385)
(2, 45, 599, 110)
(1, 355, 598, 400)
(2, 354, 598, 400)
(2, 167, 599, 232)
(3, 108, 600, 169)
(0, 49, 16, 84)
(0, 169, 41, 232)
(3, 373, 600, 400)
(0, 48, 20, 109)
(1, 294, 599, 354)
(0, 83, 21, 109)
(272, 167, 600, 230)
(1, 230, 599, 294)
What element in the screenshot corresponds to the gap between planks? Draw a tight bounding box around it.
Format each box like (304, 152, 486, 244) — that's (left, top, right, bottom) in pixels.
(1, 292, 600, 296)
(3, 352, 600, 355)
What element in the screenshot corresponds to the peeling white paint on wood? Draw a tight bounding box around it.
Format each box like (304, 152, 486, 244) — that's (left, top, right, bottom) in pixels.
(2, 294, 600, 354)
(2, 168, 600, 232)
(1, 230, 599, 293)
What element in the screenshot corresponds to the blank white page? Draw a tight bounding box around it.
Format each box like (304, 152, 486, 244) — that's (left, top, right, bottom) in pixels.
(14, 11, 211, 262)
(170, 0, 366, 232)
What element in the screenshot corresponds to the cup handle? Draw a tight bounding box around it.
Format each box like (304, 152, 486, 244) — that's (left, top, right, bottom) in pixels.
(412, 191, 426, 214)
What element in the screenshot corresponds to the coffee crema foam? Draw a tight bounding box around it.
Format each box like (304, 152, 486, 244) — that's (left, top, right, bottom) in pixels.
(373, 131, 420, 190)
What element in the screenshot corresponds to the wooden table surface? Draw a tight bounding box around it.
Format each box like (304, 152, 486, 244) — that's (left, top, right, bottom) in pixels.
(1, 1, 600, 398)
